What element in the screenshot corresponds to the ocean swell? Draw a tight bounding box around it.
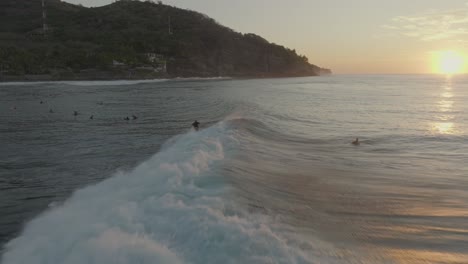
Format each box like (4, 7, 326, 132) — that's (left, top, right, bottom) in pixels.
(1, 121, 317, 264)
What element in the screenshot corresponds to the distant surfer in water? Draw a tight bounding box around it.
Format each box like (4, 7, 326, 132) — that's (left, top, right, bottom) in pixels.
(192, 120, 200, 131)
(352, 138, 360, 145)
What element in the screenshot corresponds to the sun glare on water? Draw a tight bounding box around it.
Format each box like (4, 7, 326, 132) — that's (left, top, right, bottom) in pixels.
(432, 51, 465, 75)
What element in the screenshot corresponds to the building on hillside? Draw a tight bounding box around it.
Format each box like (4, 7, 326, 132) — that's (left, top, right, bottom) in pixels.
(145, 53, 164, 63)
(145, 53, 167, 73)
(112, 60, 126, 67)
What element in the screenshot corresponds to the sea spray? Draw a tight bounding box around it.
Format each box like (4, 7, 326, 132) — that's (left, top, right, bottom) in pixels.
(1, 122, 316, 264)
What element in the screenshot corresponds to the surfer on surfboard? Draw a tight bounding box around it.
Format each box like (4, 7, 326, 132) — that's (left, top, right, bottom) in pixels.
(352, 138, 360, 145)
(192, 120, 200, 131)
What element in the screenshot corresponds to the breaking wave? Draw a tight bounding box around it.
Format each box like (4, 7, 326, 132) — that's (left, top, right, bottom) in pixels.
(0, 79, 169, 87)
(1, 120, 324, 264)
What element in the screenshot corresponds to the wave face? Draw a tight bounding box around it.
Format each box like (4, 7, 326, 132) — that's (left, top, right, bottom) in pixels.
(2, 75, 468, 263)
(1, 121, 324, 264)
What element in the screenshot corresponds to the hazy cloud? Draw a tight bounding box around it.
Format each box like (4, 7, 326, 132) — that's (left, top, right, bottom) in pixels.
(384, 4, 468, 42)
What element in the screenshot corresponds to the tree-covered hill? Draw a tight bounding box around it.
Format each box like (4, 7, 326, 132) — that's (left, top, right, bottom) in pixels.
(0, 0, 331, 79)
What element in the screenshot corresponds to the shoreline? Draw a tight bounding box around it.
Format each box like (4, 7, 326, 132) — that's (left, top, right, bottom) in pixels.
(0, 73, 327, 84)
(0, 72, 170, 83)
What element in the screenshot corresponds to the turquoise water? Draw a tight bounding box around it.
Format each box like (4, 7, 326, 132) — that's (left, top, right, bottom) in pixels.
(1, 75, 468, 263)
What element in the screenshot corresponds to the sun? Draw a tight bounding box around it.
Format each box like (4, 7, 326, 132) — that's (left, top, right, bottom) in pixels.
(432, 51, 465, 75)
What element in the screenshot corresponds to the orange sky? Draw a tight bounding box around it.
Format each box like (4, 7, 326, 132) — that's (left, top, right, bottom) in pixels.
(66, 0, 468, 74)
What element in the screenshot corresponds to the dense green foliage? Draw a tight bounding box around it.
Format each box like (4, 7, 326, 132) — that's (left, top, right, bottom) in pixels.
(0, 0, 331, 78)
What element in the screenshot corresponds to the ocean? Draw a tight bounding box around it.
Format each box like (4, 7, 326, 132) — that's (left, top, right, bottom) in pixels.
(1, 75, 467, 263)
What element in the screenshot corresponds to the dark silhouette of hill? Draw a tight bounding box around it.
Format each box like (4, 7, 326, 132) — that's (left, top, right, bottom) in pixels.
(0, 0, 331, 80)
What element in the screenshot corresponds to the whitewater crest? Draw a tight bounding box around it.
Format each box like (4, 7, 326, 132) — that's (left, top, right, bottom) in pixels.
(1, 121, 317, 264)
(0, 79, 169, 87)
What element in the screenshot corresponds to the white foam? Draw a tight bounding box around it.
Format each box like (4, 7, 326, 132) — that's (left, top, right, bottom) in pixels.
(0, 79, 168, 87)
(0, 81, 50, 86)
(0, 77, 233, 87)
(1, 122, 325, 264)
(58, 79, 169, 86)
(172, 77, 232, 81)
